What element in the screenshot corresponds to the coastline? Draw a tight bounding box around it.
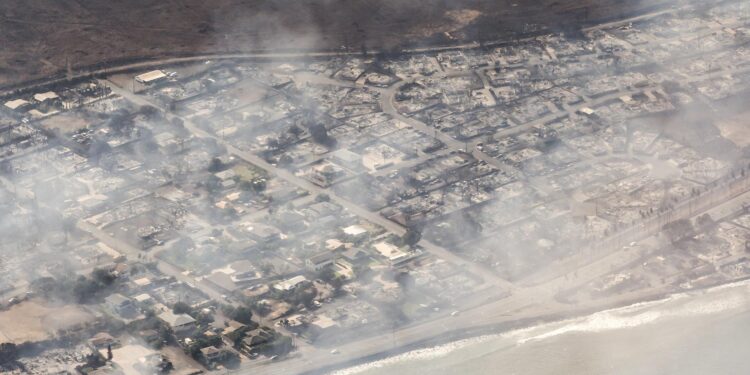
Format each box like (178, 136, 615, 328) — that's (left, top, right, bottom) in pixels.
(299, 275, 750, 375)
(0, 1, 742, 374)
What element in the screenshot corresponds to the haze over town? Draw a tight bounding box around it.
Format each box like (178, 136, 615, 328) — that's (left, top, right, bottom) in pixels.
(1, 0, 750, 374)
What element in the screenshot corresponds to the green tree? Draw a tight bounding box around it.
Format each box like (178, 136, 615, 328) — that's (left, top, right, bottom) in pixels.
(0, 343, 18, 365)
(172, 301, 192, 315)
(290, 286, 317, 308)
(107, 109, 134, 134)
(91, 268, 116, 286)
(82, 352, 105, 369)
(208, 157, 225, 172)
(230, 306, 254, 325)
(62, 216, 77, 243)
(401, 227, 422, 247)
(139, 105, 160, 119)
(258, 334, 293, 356)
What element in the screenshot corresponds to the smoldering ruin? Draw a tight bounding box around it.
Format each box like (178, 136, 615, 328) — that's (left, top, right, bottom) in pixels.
(0, 1, 750, 374)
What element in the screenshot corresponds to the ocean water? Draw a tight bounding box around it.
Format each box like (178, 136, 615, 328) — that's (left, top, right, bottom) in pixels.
(332, 280, 750, 375)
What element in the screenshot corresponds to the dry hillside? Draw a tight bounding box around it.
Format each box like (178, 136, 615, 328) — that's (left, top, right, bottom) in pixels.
(0, 0, 679, 87)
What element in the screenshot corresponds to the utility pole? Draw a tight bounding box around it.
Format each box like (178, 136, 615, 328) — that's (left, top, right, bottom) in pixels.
(66, 56, 73, 82)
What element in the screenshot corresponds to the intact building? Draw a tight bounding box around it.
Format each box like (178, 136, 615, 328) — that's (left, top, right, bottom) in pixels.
(158, 310, 197, 335)
(135, 70, 168, 85)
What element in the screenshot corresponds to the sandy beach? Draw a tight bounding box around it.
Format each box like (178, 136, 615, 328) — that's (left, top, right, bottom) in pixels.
(329, 278, 750, 375)
(228, 272, 750, 375)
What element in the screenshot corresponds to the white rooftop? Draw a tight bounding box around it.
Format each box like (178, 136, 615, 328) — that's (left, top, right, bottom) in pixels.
(133, 293, 152, 303)
(579, 107, 595, 115)
(373, 241, 408, 262)
(311, 314, 338, 330)
(135, 70, 167, 83)
(274, 275, 307, 291)
(4, 99, 29, 110)
(343, 224, 368, 236)
(33, 91, 59, 102)
(158, 310, 196, 327)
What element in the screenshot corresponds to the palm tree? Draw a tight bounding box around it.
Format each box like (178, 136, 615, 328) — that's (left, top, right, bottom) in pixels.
(62, 216, 77, 243)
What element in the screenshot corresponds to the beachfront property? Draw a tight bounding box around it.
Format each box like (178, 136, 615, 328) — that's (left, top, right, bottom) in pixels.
(2, 0, 750, 373)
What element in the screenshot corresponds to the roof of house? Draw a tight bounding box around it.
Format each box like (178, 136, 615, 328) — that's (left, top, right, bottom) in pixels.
(33, 91, 59, 102)
(307, 202, 340, 217)
(135, 70, 167, 83)
(133, 277, 151, 287)
(158, 310, 197, 327)
(373, 241, 408, 261)
(274, 275, 308, 291)
(200, 346, 220, 355)
(111, 263, 129, 274)
(105, 293, 131, 306)
(205, 272, 238, 292)
(222, 320, 247, 335)
(229, 260, 256, 275)
(311, 314, 338, 330)
(341, 248, 368, 261)
(224, 235, 257, 251)
(331, 148, 361, 163)
(89, 332, 116, 345)
(88, 368, 118, 375)
(214, 169, 236, 181)
(579, 107, 595, 115)
(4, 99, 29, 110)
(133, 293, 153, 303)
(241, 329, 273, 346)
(245, 223, 281, 240)
(308, 251, 336, 265)
(325, 238, 345, 251)
(343, 225, 368, 236)
(242, 335, 263, 347)
(138, 329, 159, 339)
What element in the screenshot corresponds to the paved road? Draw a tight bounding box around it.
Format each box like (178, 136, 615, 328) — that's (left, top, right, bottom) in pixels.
(1, 0, 695, 99)
(2, 42, 489, 98)
(77, 221, 230, 302)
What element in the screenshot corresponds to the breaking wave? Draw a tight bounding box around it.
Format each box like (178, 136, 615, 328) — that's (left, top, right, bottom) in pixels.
(516, 279, 750, 344)
(330, 278, 750, 375)
(328, 334, 498, 375)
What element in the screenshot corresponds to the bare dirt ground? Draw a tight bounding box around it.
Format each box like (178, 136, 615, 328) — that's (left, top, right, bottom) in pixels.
(108, 342, 156, 375)
(0, 0, 679, 88)
(39, 112, 89, 133)
(717, 110, 750, 147)
(0, 299, 93, 344)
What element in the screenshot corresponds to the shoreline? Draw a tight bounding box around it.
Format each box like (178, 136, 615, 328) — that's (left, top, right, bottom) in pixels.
(299, 275, 750, 375)
(0, 1, 739, 374)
